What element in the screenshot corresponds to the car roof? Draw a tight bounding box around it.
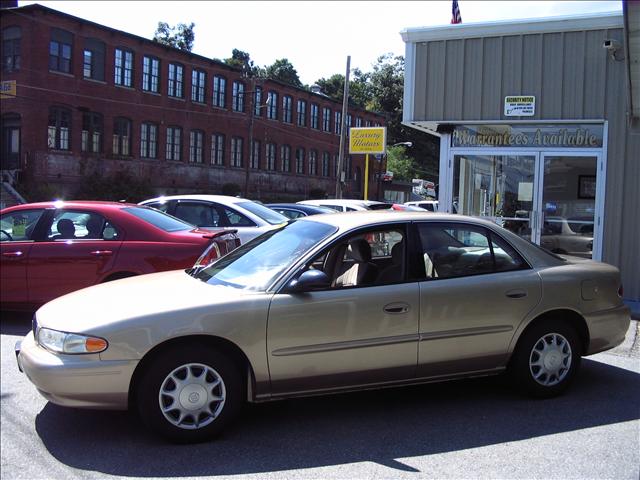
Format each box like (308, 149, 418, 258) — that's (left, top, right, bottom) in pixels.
(298, 199, 386, 207)
(140, 195, 248, 206)
(2, 200, 139, 212)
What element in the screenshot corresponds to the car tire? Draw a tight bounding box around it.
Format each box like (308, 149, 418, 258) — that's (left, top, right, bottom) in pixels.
(509, 319, 582, 398)
(136, 345, 243, 443)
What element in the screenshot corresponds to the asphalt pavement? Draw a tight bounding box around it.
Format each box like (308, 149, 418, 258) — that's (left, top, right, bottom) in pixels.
(1, 312, 638, 480)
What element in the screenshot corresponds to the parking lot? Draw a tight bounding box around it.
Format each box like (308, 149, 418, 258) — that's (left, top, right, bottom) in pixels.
(1, 312, 638, 479)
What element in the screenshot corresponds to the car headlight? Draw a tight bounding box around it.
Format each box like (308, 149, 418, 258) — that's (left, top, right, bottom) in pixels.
(37, 327, 108, 354)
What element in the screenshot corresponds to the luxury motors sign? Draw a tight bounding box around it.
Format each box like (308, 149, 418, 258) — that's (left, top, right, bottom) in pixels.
(452, 124, 604, 149)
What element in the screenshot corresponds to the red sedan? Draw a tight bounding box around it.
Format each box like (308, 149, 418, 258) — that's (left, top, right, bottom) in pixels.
(1, 201, 240, 311)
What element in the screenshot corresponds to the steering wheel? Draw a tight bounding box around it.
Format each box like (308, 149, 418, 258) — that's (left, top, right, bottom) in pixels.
(0, 229, 13, 241)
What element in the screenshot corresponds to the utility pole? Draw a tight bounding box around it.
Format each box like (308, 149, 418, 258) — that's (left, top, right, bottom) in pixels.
(335, 56, 350, 199)
(243, 77, 256, 199)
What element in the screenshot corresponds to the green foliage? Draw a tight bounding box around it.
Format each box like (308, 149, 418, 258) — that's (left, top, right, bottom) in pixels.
(153, 22, 195, 51)
(224, 49, 262, 77)
(74, 170, 155, 203)
(264, 58, 303, 88)
(313, 69, 371, 109)
(385, 145, 418, 181)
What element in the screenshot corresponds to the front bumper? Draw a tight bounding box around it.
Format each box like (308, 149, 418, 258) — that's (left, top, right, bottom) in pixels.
(585, 304, 631, 355)
(16, 331, 137, 410)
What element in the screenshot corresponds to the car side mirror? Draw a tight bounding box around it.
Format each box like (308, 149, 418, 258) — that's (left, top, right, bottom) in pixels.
(285, 269, 330, 293)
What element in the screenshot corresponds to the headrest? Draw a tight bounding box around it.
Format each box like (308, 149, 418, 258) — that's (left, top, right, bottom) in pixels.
(347, 239, 372, 262)
(391, 241, 404, 264)
(57, 218, 75, 235)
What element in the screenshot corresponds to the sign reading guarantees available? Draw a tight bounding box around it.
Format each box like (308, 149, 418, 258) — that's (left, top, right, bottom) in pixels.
(349, 127, 387, 154)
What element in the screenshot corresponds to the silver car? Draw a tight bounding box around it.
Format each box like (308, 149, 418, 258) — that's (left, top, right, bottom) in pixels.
(16, 212, 630, 443)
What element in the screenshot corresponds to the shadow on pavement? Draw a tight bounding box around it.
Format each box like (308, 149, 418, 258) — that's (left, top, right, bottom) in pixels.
(0, 311, 33, 336)
(34, 358, 640, 477)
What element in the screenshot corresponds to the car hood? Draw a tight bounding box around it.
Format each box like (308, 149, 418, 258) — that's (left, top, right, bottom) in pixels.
(35, 270, 262, 334)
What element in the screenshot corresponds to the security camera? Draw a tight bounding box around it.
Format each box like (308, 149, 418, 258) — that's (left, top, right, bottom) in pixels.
(603, 39, 621, 51)
(603, 39, 624, 60)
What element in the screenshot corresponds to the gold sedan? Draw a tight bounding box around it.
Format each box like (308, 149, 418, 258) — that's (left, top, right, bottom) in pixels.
(16, 212, 630, 443)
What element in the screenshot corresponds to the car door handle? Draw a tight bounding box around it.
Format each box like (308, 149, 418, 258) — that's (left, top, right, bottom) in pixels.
(2, 251, 24, 258)
(90, 250, 113, 257)
(505, 289, 527, 299)
(383, 302, 410, 314)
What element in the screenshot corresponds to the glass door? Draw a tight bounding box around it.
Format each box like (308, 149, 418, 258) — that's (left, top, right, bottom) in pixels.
(538, 155, 599, 259)
(453, 153, 538, 241)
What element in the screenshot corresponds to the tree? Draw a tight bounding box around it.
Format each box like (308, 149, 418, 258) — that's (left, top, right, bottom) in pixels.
(313, 70, 371, 109)
(153, 22, 195, 51)
(264, 58, 303, 88)
(385, 145, 418, 181)
(224, 49, 261, 77)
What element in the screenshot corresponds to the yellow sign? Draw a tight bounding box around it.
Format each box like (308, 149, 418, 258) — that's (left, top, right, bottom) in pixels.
(0, 80, 16, 99)
(349, 127, 386, 154)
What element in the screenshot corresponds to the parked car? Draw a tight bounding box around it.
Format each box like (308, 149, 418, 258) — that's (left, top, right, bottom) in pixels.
(297, 199, 393, 212)
(140, 195, 288, 244)
(405, 200, 439, 212)
(266, 203, 336, 219)
(16, 211, 630, 443)
(1, 201, 239, 311)
(540, 216, 593, 258)
(390, 203, 425, 211)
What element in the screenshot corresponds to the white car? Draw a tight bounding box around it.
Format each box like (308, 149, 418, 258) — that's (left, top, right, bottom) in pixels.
(405, 200, 439, 212)
(140, 195, 288, 244)
(297, 199, 392, 212)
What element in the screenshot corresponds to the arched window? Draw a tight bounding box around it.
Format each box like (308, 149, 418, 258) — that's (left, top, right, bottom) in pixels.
(48, 107, 71, 150)
(113, 117, 132, 156)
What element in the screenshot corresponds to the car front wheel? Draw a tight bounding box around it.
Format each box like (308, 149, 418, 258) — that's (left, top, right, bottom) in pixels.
(137, 345, 243, 443)
(510, 320, 582, 398)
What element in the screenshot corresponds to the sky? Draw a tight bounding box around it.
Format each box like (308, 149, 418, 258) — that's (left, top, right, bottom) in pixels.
(20, 1, 623, 85)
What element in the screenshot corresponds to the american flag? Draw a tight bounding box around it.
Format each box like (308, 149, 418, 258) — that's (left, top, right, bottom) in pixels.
(451, 0, 462, 24)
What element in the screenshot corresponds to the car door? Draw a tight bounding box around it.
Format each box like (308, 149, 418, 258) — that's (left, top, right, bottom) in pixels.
(0, 208, 47, 306)
(413, 221, 542, 377)
(27, 209, 123, 306)
(267, 224, 420, 395)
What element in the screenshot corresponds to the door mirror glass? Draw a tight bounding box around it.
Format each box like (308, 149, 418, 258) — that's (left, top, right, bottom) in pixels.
(286, 269, 330, 293)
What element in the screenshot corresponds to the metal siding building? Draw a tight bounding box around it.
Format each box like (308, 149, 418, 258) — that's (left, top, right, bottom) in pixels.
(402, 13, 640, 306)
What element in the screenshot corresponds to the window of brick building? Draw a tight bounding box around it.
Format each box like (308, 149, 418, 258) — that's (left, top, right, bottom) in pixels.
(280, 144, 291, 172)
(114, 48, 133, 87)
(308, 150, 317, 176)
(140, 123, 158, 158)
(282, 95, 293, 123)
(142, 56, 160, 93)
(83, 38, 105, 81)
(230, 137, 243, 167)
(267, 91, 278, 120)
(254, 87, 263, 116)
(251, 140, 261, 169)
(322, 107, 331, 132)
(355, 117, 362, 128)
(266, 142, 276, 171)
(322, 152, 330, 177)
(345, 155, 352, 180)
(49, 28, 73, 74)
(2, 27, 21, 72)
(365, 120, 371, 127)
(310, 103, 319, 129)
(297, 99, 307, 127)
(213, 75, 226, 108)
(334, 153, 339, 177)
(191, 69, 206, 103)
(335, 111, 342, 135)
(346, 114, 352, 134)
(166, 126, 182, 161)
(232, 81, 245, 112)
(211, 133, 225, 165)
(168, 63, 184, 98)
(295, 147, 305, 174)
(113, 117, 131, 156)
(47, 107, 71, 150)
(81, 112, 102, 153)
(189, 130, 204, 163)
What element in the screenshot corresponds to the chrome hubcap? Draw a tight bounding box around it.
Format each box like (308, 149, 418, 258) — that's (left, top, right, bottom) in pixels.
(158, 363, 226, 430)
(529, 333, 572, 386)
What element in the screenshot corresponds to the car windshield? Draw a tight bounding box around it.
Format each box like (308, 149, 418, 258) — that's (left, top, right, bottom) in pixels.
(190, 220, 336, 291)
(237, 201, 288, 225)
(367, 203, 394, 210)
(122, 206, 194, 232)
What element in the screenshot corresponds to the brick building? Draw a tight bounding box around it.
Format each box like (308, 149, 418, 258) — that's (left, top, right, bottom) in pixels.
(0, 4, 386, 203)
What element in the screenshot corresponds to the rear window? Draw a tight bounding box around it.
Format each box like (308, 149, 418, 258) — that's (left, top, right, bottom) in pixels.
(122, 206, 194, 232)
(237, 201, 288, 225)
(367, 203, 393, 210)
